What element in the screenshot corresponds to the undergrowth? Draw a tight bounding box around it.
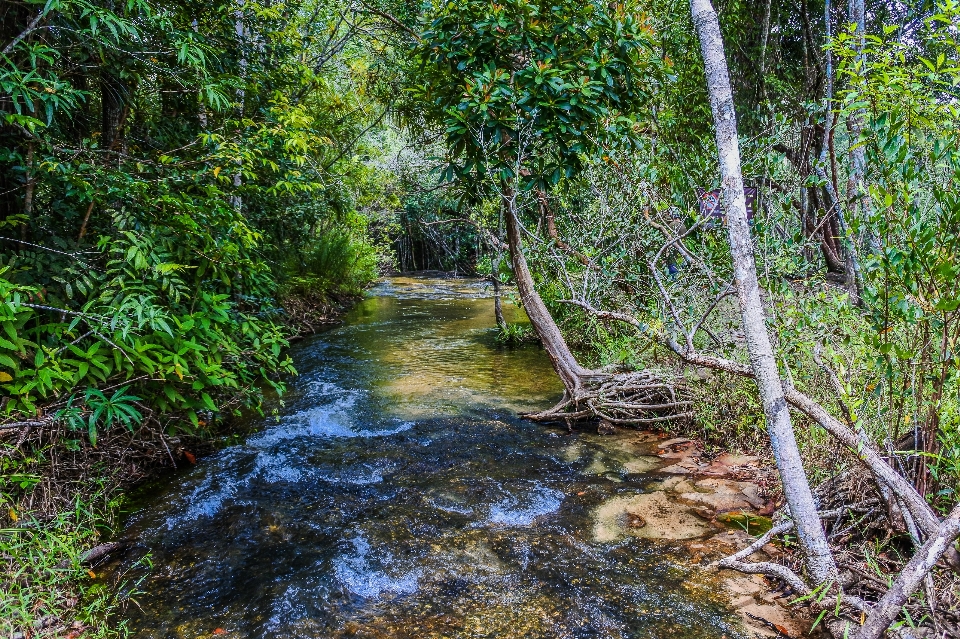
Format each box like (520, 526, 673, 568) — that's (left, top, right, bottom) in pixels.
(0, 484, 142, 639)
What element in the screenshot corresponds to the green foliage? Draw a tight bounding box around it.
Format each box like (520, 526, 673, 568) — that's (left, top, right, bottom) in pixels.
(494, 321, 535, 345)
(825, 1, 960, 495)
(413, 0, 662, 191)
(929, 413, 960, 506)
(285, 221, 381, 297)
(1, 0, 394, 433)
(60, 386, 142, 446)
(0, 1, 398, 631)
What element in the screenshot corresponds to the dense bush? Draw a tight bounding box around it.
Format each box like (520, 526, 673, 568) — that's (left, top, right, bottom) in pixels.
(0, 0, 392, 441)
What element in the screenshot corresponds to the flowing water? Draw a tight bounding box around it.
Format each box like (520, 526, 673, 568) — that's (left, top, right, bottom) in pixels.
(104, 277, 752, 639)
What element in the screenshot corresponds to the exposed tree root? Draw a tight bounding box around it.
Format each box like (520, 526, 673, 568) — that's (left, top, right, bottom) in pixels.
(503, 195, 690, 428)
(521, 370, 692, 426)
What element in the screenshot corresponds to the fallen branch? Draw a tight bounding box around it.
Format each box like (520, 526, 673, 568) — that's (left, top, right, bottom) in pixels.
(854, 504, 960, 639)
(560, 297, 960, 572)
(718, 502, 881, 611)
(0, 419, 51, 431)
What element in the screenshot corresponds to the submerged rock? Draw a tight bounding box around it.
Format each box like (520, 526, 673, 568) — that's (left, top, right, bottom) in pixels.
(597, 419, 616, 435)
(592, 492, 714, 542)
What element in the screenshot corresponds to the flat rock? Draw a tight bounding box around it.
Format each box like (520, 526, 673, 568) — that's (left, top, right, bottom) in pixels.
(657, 463, 693, 474)
(622, 455, 662, 474)
(677, 490, 753, 513)
(694, 477, 754, 494)
(592, 492, 713, 542)
(717, 452, 760, 467)
(656, 437, 692, 449)
(649, 476, 699, 493)
(737, 601, 809, 638)
(715, 549, 810, 638)
(739, 484, 766, 508)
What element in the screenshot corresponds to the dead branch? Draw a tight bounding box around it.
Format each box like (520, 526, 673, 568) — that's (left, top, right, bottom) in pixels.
(855, 504, 960, 639)
(560, 297, 960, 570)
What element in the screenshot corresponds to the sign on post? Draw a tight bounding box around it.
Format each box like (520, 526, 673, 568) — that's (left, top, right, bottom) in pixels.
(697, 187, 757, 226)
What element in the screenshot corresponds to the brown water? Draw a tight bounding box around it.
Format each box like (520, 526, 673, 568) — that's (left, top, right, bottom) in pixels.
(103, 277, 750, 638)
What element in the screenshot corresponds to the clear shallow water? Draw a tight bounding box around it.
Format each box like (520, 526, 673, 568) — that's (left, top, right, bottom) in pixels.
(104, 277, 749, 639)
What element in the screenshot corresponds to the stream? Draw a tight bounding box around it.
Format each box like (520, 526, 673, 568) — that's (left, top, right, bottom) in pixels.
(102, 277, 757, 639)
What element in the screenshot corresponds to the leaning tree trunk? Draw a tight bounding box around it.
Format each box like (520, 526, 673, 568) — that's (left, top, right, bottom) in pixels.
(503, 190, 687, 426)
(690, 0, 839, 586)
(504, 190, 593, 396)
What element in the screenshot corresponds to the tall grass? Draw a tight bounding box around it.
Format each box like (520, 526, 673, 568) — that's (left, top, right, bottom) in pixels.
(284, 227, 380, 298)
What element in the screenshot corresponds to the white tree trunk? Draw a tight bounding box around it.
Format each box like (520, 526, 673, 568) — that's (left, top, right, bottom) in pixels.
(231, 6, 247, 211)
(690, 0, 839, 584)
(845, 0, 877, 252)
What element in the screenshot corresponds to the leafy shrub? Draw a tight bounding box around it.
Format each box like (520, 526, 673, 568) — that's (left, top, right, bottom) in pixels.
(284, 224, 380, 298)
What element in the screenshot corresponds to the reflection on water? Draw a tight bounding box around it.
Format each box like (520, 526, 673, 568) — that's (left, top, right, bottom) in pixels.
(104, 277, 748, 639)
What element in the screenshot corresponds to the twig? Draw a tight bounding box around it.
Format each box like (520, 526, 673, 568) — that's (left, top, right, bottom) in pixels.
(3, 9, 46, 55)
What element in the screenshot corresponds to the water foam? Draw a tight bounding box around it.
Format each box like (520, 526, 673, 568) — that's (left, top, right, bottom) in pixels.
(163, 450, 253, 529)
(333, 534, 421, 598)
(486, 481, 564, 526)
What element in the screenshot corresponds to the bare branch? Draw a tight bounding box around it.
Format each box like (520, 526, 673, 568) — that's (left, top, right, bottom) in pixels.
(855, 504, 960, 639)
(3, 10, 45, 56)
(354, 0, 421, 39)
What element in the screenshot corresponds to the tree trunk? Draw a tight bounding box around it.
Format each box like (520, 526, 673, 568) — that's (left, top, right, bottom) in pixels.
(21, 140, 34, 240)
(504, 190, 594, 396)
(690, 0, 839, 585)
(819, 0, 862, 302)
(491, 250, 506, 331)
(100, 71, 126, 151)
(230, 6, 247, 211)
(845, 0, 877, 253)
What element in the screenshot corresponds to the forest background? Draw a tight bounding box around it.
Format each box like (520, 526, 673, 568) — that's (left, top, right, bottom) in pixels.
(2, 0, 960, 635)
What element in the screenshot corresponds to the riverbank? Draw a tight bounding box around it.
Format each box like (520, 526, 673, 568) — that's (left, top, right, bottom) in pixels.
(0, 288, 362, 639)
(579, 425, 811, 637)
(5, 276, 839, 639)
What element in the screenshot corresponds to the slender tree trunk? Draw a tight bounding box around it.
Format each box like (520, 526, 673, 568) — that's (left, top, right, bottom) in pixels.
(193, 18, 209, 129)
(759, 0, 773, 106)
(491, 250, 506, 331)
(819, 0, 862, 303)
(100, 71, 126, 151)
(20, 140, 33, 240)
(230, 6, 247, 211)
(690, 0, 839, 585)
(503, 190, 593, 396)
(845, 0, 876, 252)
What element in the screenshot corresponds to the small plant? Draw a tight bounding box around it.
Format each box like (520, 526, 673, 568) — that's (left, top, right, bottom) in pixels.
(59, 386, 142, 447)
(0, 484, 133, 639)
(495, 322, 535, 345)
